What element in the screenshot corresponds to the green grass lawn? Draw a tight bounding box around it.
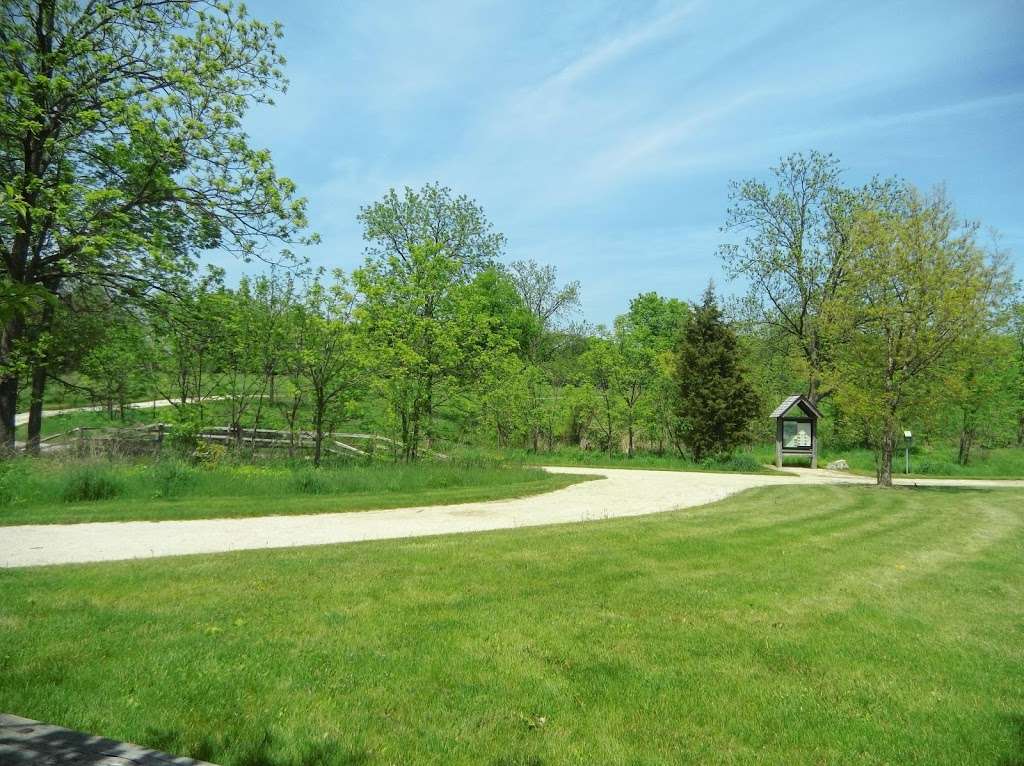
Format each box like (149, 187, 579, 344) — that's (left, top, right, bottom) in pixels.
(2, 484, 1022, 765)
(751, 443, 1024, 479)
(0, 459, 588, 526)
(496, 443, 1024, 479)
(497, 445, 770, 474)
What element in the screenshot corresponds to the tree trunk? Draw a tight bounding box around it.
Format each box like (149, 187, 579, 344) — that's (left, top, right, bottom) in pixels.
(878, 425, 895, 487)
(0, 376, 18, 452)
(0, 315, 24, 450)
(25, 363, 47, 455)
(424, 375, 434, 449)
(950, 409, 974, 462)
(312, 403, 324, 468)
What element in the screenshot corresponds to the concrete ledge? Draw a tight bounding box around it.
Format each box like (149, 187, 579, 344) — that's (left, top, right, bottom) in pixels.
(0, 714, 217, 765)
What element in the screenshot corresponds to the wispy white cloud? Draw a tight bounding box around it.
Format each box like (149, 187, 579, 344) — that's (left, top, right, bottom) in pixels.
(541, 2, 700, 92)
(241, 0, 1024, 322)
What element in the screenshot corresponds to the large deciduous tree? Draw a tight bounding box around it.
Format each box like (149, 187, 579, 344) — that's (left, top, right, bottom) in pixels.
(357, 183, 504, 277)
(355, 242, 515, 460)
(718, 151, 853, 406)
(825, 185, 1012, 486)
(354, 184, 513, 459)
(0, 0, 312, 449)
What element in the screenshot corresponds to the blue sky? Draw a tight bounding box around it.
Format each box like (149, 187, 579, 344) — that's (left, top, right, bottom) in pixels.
(240, 0, 1024, 324)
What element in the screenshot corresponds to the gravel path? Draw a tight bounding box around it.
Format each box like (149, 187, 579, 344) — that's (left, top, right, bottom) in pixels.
(3, 466, 1022, 569)
(14, 397, 217, 427)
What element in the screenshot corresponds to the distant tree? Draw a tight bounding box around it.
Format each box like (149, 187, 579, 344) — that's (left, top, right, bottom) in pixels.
(358, 183, 504, 277)
(354, 242, 515, 460)
(944, 332, 1016, 465)
(825, 185, 1013, 486)
(1013, 302, 1024, 446)
(579, 335, 622, 455)
(506, 259, 581, 363)
(80, 316, 149, 421)
(672, 285, 760, 462)
(296, 272, 362, 468)
(718, 151, 854, 406)
(149, 271, 230, 420)
(616, 293, 690, 455)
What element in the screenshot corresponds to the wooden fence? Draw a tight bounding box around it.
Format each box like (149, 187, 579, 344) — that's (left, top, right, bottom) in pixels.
(39, 424, 447, 460)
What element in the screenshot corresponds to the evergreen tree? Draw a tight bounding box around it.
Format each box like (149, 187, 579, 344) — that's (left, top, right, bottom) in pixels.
(673, 285, 760, 461)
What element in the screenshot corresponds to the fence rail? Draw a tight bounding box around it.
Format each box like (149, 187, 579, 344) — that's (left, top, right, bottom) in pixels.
(36, 423, 447, 460)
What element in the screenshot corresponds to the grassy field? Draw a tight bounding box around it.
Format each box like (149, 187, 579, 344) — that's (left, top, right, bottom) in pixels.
(501, 442, 1024, 479)
(2, 484, 1022, 765)
(748, 444, 1024, 479)
(498, 445, 768, 474)
(0, 458, 588, 526)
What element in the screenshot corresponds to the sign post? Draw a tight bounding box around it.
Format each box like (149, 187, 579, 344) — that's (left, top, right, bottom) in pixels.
(904, 430, 913, 474)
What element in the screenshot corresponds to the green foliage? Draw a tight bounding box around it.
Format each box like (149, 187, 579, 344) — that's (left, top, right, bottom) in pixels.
(673, 285, 761, 461)
(358, 183, 505, 274)
(166, 406, 204, 455)
(60, 466, 123, 503)
(289, 468, 329, 495)
(0, 458, 27, 505)
(149, 460, 198, 499)
(825, 184, 1013, 484)
(0, 0, 313, 445)
(718, 151, 852, 402)
(355, 237, 517, 460)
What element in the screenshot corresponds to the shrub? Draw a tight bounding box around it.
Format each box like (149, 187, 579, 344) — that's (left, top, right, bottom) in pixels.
(916, 460, 959, 476)
(0, 460, 26, 506)
(61, 467, 122, 503)
(290, 468, 329, 495)
(150, 460, 197, 498)
(718, 453, 762, 473)
(192, 441, 227, 467)
(166, 412, 202, 455)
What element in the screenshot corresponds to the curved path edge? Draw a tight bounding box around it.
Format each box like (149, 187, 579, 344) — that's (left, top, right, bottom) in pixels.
(3, 466, 1023, 569)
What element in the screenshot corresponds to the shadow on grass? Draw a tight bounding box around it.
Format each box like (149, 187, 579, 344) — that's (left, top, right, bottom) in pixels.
(0, 715, 370, 766)
(144, 727, 371, 766)
(0, 715, 210, 765)
(491, 757, 544, 766)
(998, 714, 1024, 766)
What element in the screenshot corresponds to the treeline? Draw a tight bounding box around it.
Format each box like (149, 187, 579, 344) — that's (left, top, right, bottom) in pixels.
(10, 172, 1024, 486)
(2, 3, 1022, 485)
(6, 182, 760, 467)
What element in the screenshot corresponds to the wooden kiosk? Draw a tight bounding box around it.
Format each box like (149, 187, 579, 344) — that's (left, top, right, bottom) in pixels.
(770, 394, 822, 469)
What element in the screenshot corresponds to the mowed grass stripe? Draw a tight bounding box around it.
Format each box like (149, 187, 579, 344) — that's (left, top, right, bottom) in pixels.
(1, 485, 1022, 765)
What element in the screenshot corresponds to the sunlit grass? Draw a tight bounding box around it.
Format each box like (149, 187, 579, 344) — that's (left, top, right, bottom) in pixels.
(0, 456, 588, 526)
(2, 484, 1022, 764)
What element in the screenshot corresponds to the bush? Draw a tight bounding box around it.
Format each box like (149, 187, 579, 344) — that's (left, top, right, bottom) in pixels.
(166, 412, 202, 455)
(191, 441, 227, 467)
(917, 460, 959, 476)
(717, 453, 762, 472)
(290, 468, 329, 495)
(0, 460, 26, 506)
(61, 467, 122, 503)
(150, 460, 197, 498)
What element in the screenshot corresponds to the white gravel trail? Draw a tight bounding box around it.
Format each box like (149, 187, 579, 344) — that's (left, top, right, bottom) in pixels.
(3, 466, 1022, 569)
